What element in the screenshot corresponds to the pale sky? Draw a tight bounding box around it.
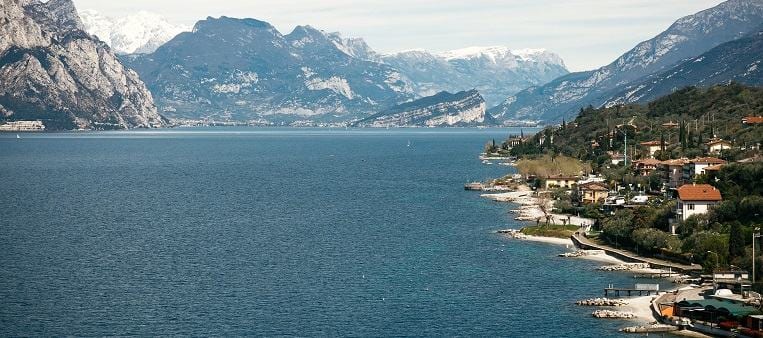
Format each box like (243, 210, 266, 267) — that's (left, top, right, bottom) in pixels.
(72, 0, 725, 71)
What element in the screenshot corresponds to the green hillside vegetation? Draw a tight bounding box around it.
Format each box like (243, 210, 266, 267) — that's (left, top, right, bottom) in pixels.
(511, 83, 763, 167)
(505, 83, 763, 277)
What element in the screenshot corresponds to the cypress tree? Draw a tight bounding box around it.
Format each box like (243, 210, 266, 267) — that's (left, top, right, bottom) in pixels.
(729, 222, 745, 259)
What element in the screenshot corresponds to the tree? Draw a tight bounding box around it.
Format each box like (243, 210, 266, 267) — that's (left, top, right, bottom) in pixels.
(728, 222, 745, 259)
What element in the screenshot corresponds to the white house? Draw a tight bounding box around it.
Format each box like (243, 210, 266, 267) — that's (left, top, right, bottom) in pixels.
(676, 184, 722, 222)
(683, 157, 726, 181)
(706, 139, 732, 154)
(640, 141, 662, 158)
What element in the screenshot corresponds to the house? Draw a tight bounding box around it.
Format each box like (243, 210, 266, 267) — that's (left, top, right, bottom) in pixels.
(608, 151, 625, 165)
(634, 158, 662, 176)
(743, 116, 763, 125)
(640, 141, 663, 158)
(683, 157, 727, 181)
(706, 139, 732, 154)
(676, 184, 722, 222)
(702, 164, 725, 176)
(661, 159, 688, 189)
(544, 175, 579, 189)
(579, 182, 609, 204)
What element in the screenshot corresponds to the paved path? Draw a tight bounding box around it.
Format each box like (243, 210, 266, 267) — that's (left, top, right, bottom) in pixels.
(571, 231, 703, 272)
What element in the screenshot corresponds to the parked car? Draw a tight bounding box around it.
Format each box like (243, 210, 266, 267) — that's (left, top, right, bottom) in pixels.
(630, 195, 649, 204)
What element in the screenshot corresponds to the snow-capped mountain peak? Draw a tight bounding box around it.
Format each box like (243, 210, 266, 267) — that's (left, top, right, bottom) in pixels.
(78, 9, 190, 54)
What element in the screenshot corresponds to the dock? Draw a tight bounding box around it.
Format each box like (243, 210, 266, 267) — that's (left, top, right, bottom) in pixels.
(604, 287, 657, 297)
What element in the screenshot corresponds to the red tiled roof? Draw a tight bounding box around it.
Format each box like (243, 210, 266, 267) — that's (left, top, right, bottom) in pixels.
(661, 159, 688, 166)
(635, 158, 662, 166)
(743, 116, 763, 124)
(704, 164, 725, 171)
(640, 141, 662, 146)
(579, 182, 609, 191)
(689, 157, 727, 165)
(677, 184, 722, 201)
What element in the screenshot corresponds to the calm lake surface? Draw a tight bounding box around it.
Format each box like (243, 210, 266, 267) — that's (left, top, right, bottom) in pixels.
(0, 128, 669, 336)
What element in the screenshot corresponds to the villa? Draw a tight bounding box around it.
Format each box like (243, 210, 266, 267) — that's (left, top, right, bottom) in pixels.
(640, 141, 662, 158)
(683, 157, 727, 181)
(579, 182, 609, 204)
(676, 184, 722, 222)
(544, 175, 579, 189)
(706, 139, 732, 154)
(634, 158, 662, 176)
(661, 159, 688, 189)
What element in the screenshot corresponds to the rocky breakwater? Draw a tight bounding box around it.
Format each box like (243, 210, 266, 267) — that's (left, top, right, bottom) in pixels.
(597, 263, 651, 271)
(576, 298, 628, 306)
(559, 250, 606, 258)
(592, 310, 636, 319)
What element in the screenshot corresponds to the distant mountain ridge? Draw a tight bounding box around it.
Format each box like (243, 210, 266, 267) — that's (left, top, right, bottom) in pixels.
(0, 0, 165, 130)
(124, 17, 416, 123)
(122, 15, 568, 124)
(490, 0, 763, 123)
(383, 46, 567, 106)
(355, 89, 493, 127)
(605, 28, 763, 105)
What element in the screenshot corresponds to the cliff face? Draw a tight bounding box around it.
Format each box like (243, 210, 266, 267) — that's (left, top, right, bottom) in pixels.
(0, 0, 165, 130)
(356, 89, 493, 127)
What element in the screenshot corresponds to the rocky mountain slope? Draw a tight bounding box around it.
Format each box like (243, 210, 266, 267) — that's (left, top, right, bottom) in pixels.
(490, 0, 763, 123)
(354, 89, 493, 127)
(0, 0, 165, 130)
(605, 28, 763, 105)
(123, 17, 415, 123)
(79, 9, 190, 54)
(382, 47, 568, 106)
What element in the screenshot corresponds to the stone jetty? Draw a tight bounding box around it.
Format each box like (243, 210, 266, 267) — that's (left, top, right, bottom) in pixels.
(592, 310, 636, 319)
(576, 298, 628, 306)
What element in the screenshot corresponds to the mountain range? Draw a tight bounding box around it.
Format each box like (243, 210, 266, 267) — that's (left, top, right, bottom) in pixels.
(382, 47, 568, 106)
(120, 16, 568, 124)
(2, 0, 762, 129)
(0, 0, 165, 130)
(489, 0, 763, 123)
(78, 9, 190, 55)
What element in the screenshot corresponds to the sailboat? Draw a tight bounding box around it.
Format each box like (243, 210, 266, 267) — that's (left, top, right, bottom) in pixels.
(407, 140, 411, 147)
(16, 134, 20, 139)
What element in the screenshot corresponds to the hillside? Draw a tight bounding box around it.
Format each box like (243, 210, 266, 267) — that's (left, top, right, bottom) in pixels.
(511, 84, 763, 163)
(490, 0, 763, 123)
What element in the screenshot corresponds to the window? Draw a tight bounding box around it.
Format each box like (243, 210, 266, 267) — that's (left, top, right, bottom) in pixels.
(688, 204, 695, 210)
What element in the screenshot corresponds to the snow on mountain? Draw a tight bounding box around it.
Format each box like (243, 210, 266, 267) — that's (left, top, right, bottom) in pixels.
(490, 0, 763, 123)
(382, 46, 568, 106)
(78, 9, 190, 54)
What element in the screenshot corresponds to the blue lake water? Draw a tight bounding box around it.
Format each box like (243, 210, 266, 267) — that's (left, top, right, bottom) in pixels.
(0, 128, 671, 336)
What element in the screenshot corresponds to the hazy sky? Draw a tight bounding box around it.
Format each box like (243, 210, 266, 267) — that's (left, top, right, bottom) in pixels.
(72, 0, 725, 71)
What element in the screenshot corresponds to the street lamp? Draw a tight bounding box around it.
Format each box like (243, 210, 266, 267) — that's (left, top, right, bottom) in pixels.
(754, 227, 761, 284)
(614, 127, 629, 167)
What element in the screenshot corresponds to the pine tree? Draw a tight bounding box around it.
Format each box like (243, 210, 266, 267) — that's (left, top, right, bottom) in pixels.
(660, 131, 666, 152)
